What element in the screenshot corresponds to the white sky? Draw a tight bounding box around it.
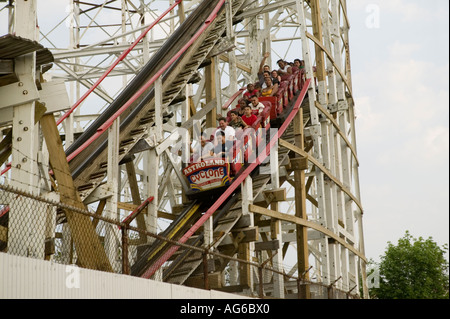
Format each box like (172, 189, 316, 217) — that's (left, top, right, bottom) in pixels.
(347, 0, 449, 261)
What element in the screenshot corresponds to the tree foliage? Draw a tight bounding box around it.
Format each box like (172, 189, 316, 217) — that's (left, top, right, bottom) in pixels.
(371, 231, 449, 299)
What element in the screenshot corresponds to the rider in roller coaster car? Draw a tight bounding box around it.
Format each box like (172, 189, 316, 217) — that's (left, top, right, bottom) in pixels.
(213, 131, 233, 160)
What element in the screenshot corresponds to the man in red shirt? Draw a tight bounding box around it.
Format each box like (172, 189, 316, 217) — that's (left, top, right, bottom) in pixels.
(241, 106, 258, 127)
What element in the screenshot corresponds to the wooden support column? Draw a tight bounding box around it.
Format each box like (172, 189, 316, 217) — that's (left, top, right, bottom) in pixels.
(146, 75, 162, 240)
(296, 0, 319, 125)
(225, 0, 237, 97)
(310, 0, 328, 106)
(104, 117, 121, 271)
(205, 59, 217, 129)
(269, 139, 284, 299)
(293, 108, 310, 299)
(247, 1, 259, 81)
(177, 0, 185, 23)
(40, 114, 113, 272)
(305, 0, 331, 285)
(239, 175, 254, 292)
(125, 161, 146, 242)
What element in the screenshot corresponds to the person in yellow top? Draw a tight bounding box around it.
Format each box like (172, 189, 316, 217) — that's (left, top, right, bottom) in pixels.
(261, 77, 277, 97)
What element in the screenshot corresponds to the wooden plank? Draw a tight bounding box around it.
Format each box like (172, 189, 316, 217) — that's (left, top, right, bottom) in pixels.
(39, 80, 71, 114)
(157, 210, 177, 221)
(205, 58, 216, 129)
(255, 240, 280, 251)
(92, 199, 106, 229)
(309, 0, 327, 84)
(219, 54, 252, 73)
(294, 107, 310, 298)
(248, 204, 367, 262)
(234, 214, 252, 229)
(40, 114, 113, 272)
(289, 157, 308, 171)
(263, 188, 287, 203)
(238, 241, 251, 287)
(231, 227, 259, 243)
(181, 98, 216, 130)
(117, 201, 138, 211)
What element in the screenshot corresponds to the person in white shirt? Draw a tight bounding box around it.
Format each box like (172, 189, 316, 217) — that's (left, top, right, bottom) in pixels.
(249, 95, 265, 115)
(192, 135, 214, 161)
(217, 117, 236, 141)
(277, 59, 292, 78)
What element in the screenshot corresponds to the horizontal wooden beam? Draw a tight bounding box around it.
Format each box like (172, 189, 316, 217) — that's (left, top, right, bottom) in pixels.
(263, 188, 287, 203)
(117, 202, 177, 221)
(249, 204, 366, 262)
(219, 54, 252, 73)
(255, 240, 280, 251)
(231, 227, 259, 243)
(117, 201, 138, 211)
(278, 138, 364, 214)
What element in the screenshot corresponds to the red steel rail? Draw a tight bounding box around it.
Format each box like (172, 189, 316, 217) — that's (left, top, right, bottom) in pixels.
(120, 195, 155, 229)
(1, 1, 184, 176)
(140, 78, 312, 279)
(66, 0, 226, 163)
(56, 0, 183, 126)
(222, 87, 246, 110)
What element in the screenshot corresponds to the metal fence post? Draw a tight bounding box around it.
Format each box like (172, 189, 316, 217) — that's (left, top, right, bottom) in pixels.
(258, 266, 264, 298)
(122, 225, 130, 275)
(203, 249, 210, 290)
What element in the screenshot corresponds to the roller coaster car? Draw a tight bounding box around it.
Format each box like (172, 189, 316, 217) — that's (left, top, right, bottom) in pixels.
(184, 104, 271, 198)
(183, 69, 305, 197)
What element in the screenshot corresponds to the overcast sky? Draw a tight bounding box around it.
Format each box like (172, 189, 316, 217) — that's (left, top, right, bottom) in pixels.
(347, 0, 449, 261)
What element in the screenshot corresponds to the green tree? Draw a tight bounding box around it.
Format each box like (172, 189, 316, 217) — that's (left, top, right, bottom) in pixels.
(371, 231, 449, 299)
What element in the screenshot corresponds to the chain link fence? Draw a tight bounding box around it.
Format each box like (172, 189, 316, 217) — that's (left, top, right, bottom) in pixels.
(0, 183, 359, 299)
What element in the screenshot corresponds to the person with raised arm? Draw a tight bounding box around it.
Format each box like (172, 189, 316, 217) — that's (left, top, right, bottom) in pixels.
(258, 52, 271, 85)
